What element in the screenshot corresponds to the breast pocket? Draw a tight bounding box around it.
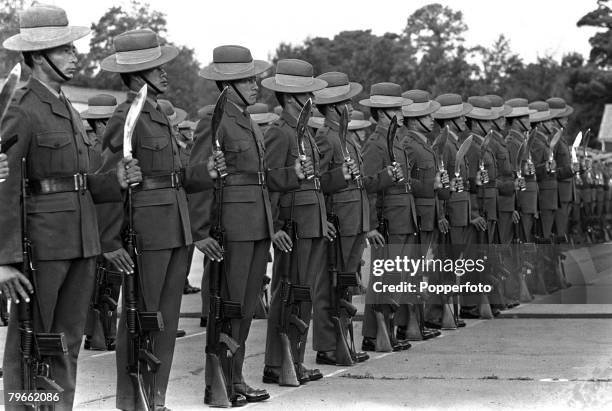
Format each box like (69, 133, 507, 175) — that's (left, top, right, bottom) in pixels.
(35, 132, 74, 174)
(224, 139, 253, 170)
(140, 135, 171, 172)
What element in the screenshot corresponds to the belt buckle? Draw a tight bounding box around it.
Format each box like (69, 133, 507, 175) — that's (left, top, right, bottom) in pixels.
(171, 172, 180, 189)
(314, 177, 320, 191)
(74, 173, 87, 192)
(258, 171, 265, 186)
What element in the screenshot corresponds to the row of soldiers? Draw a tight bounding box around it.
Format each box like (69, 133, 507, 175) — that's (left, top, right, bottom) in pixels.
(1, 4, 612, 411)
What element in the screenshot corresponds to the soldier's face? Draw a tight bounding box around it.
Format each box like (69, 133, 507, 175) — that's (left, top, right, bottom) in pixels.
(141, 66, 168, 93)
(231, 77, 258, 106)
(453, 116, 466, 132)
(557, 117, 569, 128)
(419, 114, 434, 131)
(494, 117, 507, 131)
(43, 43, 78, 81)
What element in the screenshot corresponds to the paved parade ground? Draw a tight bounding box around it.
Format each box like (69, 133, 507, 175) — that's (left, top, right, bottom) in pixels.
(2, 246, 612, 410)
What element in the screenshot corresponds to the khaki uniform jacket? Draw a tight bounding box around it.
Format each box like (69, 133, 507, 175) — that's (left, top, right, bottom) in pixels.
(552, 128, 575, 204)
(189, 101, 299, 243)
(531, 130, 559, 210)
(315, 119, 383, 236)
(361, 124, 417, 235)
(403, 129, 450, 231)
(99, 93, 214, 252)
(0, 78, 121, 264)
(264, 111, 345, 238)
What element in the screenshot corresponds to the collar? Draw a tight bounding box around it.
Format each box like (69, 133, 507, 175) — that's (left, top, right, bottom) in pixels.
(324, 118, 340, 131)
(491, 129, 506, 145)
(28, 77, 70, 119)
(225, 100, 252, 130)
(281, 110, 297, 128)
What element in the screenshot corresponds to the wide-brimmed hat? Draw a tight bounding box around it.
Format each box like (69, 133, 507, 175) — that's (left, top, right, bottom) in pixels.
(3, 4, 90, 52)
(359, 82, 412, 108)
(261, 59, 327, 93)
(401, 90, 440, 117)
(529, 101, 555, 123)
(484, 94, 512, 118)
(157, 99, 187, 126)
(247, 103, 279, 124)
(200, 45, 271, 81)
(546, 97, 574, 118)
(432, 93, 472, 119)
(198, 104, 214, 119)
(178, 120, 196, 131)
(313, 72, 363, 105)
(464, 96, 498, 121)
(308, 107, 325, 129)
(349, 110, 372, 131)
(101, 29, 178, 73)
(80, 94, 118, 119)
(505, 98, 535, 118)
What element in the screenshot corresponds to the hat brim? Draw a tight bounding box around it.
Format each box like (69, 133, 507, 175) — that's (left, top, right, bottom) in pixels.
(529, 112, 555, 123)
(359, 97, 412, 108)
(493, 105, 513, 118)
(348, 119, 371, 130)
(101, 45, 179, 73)
(251, 112, 279, 124)
(402, 101, 441, 118)
(552, 105, 574, 118)
(313, 82, 363, 105)
(432, 103, 473, 119)
(178, 120, 196, 130)
(199, 60, 271, 81)
(80, 108, 115, 119)
(3, 26, 90, 51)
(308, 117, 325, 129)
(465, 111, 498, 121)
(261, 77, 327, 93)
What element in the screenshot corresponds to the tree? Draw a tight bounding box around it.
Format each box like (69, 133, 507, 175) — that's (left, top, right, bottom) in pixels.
(577, 0, 612, 68)
(477, 35, 524, 95)
(0, 0, 28, 77)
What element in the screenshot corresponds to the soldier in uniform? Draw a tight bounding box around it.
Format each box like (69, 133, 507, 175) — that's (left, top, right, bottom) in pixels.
(312, 71, 376, 365)
(247, 102, 280, 134)
(397, 90, 449, 335)
(0, 5, 141, 409)
(432, 93, 473, 326)
(98, 29, 223, 410)
(192, 45, 305, 405)
(348, 110, 372, 152)
(80, 94, 122, 351)
(260, 58, 337, 384)
(359, 82, 412, 351)
(528, 101, 562, 292)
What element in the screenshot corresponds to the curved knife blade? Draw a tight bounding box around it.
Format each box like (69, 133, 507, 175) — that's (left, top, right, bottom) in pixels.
(338, 104, 350, 158)
(549, 127, 563, 152)
(212, 86, 229, 149)
(123, 84, 147, 159)
(296, 98, 313, 156)
(516, 141, 526, 172)
(386, 115, 398, 163)
(455, 135, 472, 175)
(432, 125, 449, 160)
(582, 128, 591, 156)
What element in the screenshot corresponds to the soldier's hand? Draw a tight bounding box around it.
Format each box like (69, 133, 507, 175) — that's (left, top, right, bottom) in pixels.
(346, 158, 360, 178)
(475, 170, 484, 186)
(388, 164, 404, 182)
(470, 216, 487, 231)
(440, 170, 450, 187)
(451, 176, 464, 192)
(272, 230, 293, 252)
(438, 217, 450, 234)
(103, 248, 134, 273)
(117, 158, 142, 189)
(366, 229, 386, 247)
(546, 159, 557, 173)
(325, 220, 337, 242)
(208, 151, 226, 179)
(433, 172, 443, 190)
(0, 265, 33, 304)
(0, 153, 9, 180)
(571, 162, 579, 174)
(515, 176, 526, 191)
(341, 163, 352, 180)
(512, 210, 520, 224)
(295, 156, 313, 180)
(195, 238, 223, 262)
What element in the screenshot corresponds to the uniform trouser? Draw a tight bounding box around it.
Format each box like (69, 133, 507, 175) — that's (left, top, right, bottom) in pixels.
(84, 258, 119, 349)
(461, 220, 496, 306)
(116, 246, 188, 410)
(312, 233, 365, 352)
(3, 257, 96, 411)
(362, 233, 417, 339)
(206, 239, 270, 385)
(264, 237, 326, 366)
(555, 201, 571, 237)
(540, 209, 556, 238)
(498, 211, 520, 302)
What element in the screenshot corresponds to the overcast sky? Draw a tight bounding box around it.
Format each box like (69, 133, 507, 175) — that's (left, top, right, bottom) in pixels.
(49, 0, 599, 65)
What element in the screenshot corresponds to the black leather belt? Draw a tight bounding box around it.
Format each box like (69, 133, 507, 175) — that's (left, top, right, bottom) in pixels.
(298, 177, 321, 191)
(224, 172, 266, 186)
(28, 173, 88, 195)
(386, 184, 411, 195)
(137, 172, 184, 191)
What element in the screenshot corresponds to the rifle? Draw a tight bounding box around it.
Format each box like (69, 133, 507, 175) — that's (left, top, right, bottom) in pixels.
(122, 84, 164, 410)
(326, 213, 357, 365)
(88, 264, 122, 350)
(19, 158, 68, 410)
(205, 87, 242, 407)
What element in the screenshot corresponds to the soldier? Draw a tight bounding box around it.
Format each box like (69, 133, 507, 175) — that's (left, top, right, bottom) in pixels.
(0, 4, 141, 409)
(98, 29, 223, 410)
(247, 102, 280, 134)
(80, 94, 122, 351)
(528, 101, 562, 293)
(432, 93, 473, 327)
(348, 110, 372, 151)
(312, 71, 375, 365)
(259, 58, 336, 384)
(359, 82, 413, 351)
(397, 89, 449, 336)
(192, 45, 305, 405)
